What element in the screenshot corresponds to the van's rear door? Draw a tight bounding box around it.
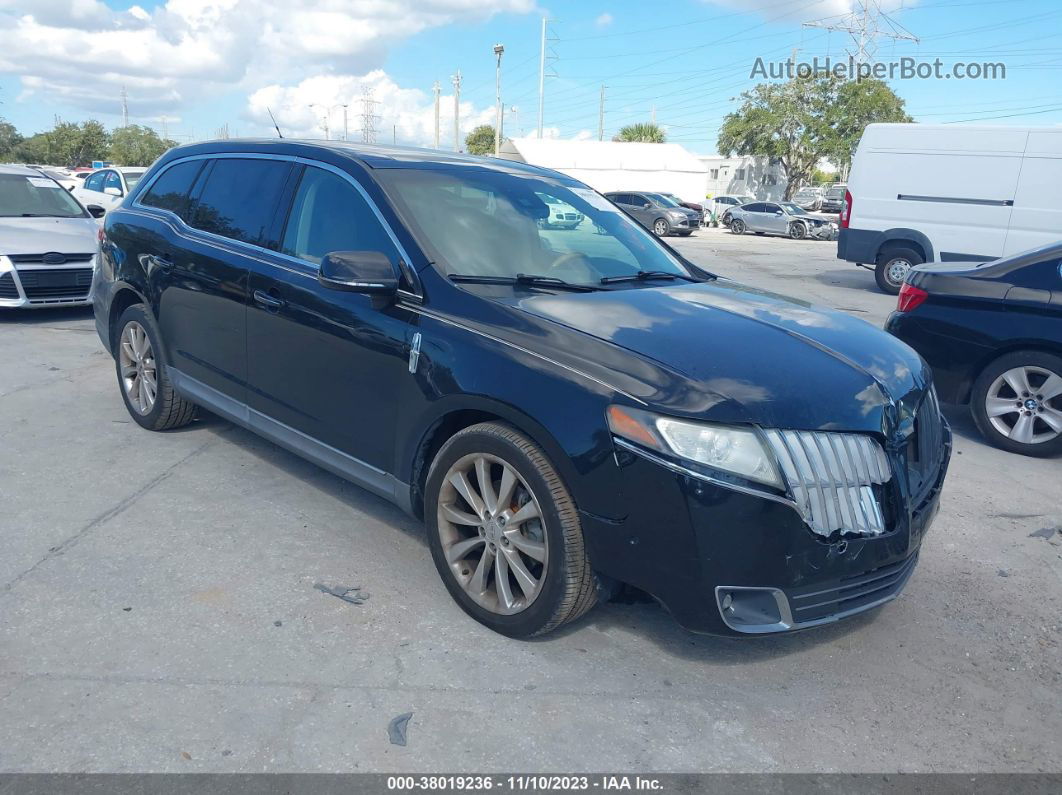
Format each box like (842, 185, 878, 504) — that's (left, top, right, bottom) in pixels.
(1004, 130, 1062, 256)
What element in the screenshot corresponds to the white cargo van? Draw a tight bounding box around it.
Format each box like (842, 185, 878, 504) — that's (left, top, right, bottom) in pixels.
(837, 123, 1062, 293)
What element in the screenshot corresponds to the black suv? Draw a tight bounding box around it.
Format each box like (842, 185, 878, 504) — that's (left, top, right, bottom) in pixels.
(94, 140, 950, 638)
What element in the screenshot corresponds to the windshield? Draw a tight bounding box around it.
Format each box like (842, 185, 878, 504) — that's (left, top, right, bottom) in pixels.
(0, 173, 86, 218)
(780, 202, 808, 215)
(826, 186, 845, 197)
(647, 193, 681, 208)
(379, 168, 694, 285)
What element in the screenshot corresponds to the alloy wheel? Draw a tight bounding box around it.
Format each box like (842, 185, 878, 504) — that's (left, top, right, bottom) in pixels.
(653, 219, 669, 236)
(119, 321, 157, 415)
(437, 453, 549, 615)
(984, 365, 1062, 445)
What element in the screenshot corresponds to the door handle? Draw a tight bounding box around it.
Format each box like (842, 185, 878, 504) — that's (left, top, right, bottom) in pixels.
(148, 254, 173, 271)
(253, 289, 285, 310)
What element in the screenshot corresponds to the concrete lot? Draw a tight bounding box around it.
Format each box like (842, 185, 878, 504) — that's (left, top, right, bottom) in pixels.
(1, 227, 1059, 773)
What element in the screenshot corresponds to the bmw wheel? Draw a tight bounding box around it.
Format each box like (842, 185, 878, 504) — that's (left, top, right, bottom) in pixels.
(971, 351, 1062, 457)
(424, 422, 599, 637)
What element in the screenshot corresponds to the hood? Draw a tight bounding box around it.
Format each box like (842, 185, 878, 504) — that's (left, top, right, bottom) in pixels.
(493, 279, 930, 434)
(0, 217, 99, 257)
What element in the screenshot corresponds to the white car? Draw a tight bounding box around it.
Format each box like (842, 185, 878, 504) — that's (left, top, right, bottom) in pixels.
(0, 165, 103, 308)
(704, 194, 756, 226)
(36, 168, 80, 192)
(73, 167, 147, 214)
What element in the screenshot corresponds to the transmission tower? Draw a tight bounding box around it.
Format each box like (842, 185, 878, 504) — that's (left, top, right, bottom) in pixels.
(802, 0, 918, 66)
(121, 85, 129, 127)
(360, 87, 380, 144)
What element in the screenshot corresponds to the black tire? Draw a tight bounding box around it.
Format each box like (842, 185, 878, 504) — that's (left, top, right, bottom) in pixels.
(424, 422, 598, 638)
(721, 212, 732, 227)
(789, 222, 807, 240)
(970, 351, 1062, 457)
(114, 304, 197, 431)
(730, 218, 746, 235)
(875, 246, 923, 295)
(652, 218, 671, 237)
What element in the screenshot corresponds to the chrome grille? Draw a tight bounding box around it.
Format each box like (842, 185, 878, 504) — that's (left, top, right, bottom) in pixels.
(763, 429, 891, 538)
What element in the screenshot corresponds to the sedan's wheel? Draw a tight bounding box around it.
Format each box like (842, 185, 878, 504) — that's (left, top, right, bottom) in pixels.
(730, 218, 746, 235)
(971, 352, 1062, 457)
(425, 422, 598, 637)
(653, 218, 671, 236)
(114, 304, 197, 431)
(789, 222, 807, 240)
(874, 246, 922, 294)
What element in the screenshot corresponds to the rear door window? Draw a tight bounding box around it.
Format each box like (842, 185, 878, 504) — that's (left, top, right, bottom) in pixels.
(280, 166, 401, 267)
(139, 160, 205, 221)
(745, 203, 766, 213)
(191, 158, 291, 248)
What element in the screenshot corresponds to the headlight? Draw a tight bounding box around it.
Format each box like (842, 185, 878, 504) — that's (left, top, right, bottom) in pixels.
(607, 405, 782, 488)
(667, 210, 686, 220)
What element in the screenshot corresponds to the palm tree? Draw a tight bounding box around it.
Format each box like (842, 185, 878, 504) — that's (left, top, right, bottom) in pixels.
(612, 122, 666, 143)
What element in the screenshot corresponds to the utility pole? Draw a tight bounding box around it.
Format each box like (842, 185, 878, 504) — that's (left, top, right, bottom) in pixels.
(536, 17, 557, 139)
(432, 81, 441, 149)
(803, 0, 917, 66)
(342, 104, 349, 141)
(452, 70, 462, 152)
(494, 43, 505, 156)
(598, 85, 605, 141)
(120, 85, 129, 127)
(650, 104, 656, 125)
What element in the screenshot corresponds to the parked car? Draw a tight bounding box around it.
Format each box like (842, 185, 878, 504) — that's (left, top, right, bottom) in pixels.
(821, 183, 847, 214)
(886, 242, 1062, 457)
(705, 194, 756, 226)
(655, 192, 705, 223)
(604, 191, 698, 236)
(728, 201, 838, 240)
(792, 186, 823, 211)
(839, 123, 1062, 294)
(95, 140, 950, 638)
(0, 165, 104, 308)
(73, 166, 147, 214)
(538, 194, 584, 230)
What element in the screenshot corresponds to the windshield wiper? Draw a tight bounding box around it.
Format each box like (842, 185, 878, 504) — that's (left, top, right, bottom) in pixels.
(449, 273, 600, 292)
(599, 270, 697, 285)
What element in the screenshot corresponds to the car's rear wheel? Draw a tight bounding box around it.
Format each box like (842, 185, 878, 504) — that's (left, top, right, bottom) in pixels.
(424, 422, 598, 637)
(730, 218, 746, 235)
(971, 351, 1062, 457)
(874, 247, 922, 294)
(115, 304, 197, 431)
(652, 218, 671, 236)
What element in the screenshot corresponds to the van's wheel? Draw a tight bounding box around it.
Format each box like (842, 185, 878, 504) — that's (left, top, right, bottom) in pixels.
(730, 218, 746, 235)
(114, 304, 197, 431)
(970, 351, 1062, 457)
(789, 222, 807, 240)
(424, 422, 598, 637)
(652, 218, 671, 237)
(875, 247, 922, 294)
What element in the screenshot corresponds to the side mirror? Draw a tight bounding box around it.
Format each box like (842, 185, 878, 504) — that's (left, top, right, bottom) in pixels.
(86, 205, 106, 219)
(319, 251, 399, 295)
(103, 186, 122, 197)
(775, 210, 783, 216)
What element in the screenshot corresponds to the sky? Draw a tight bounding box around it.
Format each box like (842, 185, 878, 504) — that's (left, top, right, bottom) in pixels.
(0, 0, 1060, 155)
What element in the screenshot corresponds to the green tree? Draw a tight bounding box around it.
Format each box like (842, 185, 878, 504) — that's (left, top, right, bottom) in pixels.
(0, 118, 23, 162)
(612, 122, 666, 143)
(109, 124, 178, 166)
(15, 133, 51, 164)
(48, 120, 111, 167)
(464, 124, 497, 155)
(718, 76, 909, 199)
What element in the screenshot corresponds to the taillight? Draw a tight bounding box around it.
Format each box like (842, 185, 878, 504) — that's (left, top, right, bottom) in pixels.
(896, 283, 928, 313)
(839, 189, 853, 228)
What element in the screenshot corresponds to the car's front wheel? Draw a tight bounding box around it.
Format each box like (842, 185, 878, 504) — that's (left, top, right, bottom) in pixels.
(424, 422, 598, 637)
(652, 218, 671, 237)
(970, 351, 1062, 457)
(789, 221, 807, 240)
(114, 304, 197, 431)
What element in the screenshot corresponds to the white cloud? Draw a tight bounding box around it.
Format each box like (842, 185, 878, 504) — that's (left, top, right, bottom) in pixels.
(594, 12, 613, 28)
(0, 0, 535, 121)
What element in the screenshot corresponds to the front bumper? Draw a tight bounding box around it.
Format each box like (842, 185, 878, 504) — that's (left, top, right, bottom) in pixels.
(584, 424, 951, 636)
(0, 255, 96, 309)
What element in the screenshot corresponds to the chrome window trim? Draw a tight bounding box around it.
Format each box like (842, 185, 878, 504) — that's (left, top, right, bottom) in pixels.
(131, 151, 422, 299)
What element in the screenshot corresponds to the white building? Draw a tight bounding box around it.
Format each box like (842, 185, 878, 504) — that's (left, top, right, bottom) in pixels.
(498, 138, 708, 204)
(698, 155, 787, 201)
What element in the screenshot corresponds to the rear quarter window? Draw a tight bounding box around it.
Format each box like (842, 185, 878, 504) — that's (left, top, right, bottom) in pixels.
(139, 160, 205, 222)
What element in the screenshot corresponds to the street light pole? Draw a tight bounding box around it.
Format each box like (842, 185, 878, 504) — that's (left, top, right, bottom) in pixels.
(342, 104, 349, 141)
(493, 43, 504, 157)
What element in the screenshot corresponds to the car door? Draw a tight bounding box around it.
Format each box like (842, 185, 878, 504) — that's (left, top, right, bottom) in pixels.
(627, 193, 657, 228)
(762, 203, 786, 234)
(76, 170, 106, 209)
(741, 203, 765, 230)
(245, 162, 414, 476)
(145, 156, 293, 409)
(100, 170, 126, 211)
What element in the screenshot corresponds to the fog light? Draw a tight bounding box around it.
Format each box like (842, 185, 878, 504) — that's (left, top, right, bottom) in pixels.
(715, 587, 793, 633)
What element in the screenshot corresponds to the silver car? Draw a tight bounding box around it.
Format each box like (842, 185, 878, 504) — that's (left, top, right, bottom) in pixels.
(791, 186, 823, 211)
(728, 201, 838, 241)
(0, 165, 103, 308)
